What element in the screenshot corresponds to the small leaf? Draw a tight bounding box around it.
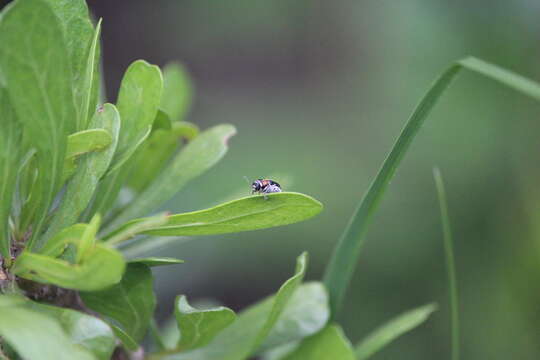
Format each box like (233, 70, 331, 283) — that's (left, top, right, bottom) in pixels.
(110, 193, 322, 241)
(81, 263, 156, 349)
(65, 129, 112, 160)
(282, 324, 355, 360)
(25, 301, 116, 360)
(0, 295, 95, 360)
(129, 257, 184, 267)
(109, 124, 236, 229)
(108, 60, 163, 174)
(174, 295, 236, 350)
(354, 304, 437, 360)
(40, 104, 120, 248)
(12, 244, 125, 291)
(39, 223, 86, 257)
(161, 62, 193, 121)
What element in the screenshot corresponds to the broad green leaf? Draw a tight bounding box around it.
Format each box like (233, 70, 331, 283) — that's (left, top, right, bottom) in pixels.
(43, 0, 100, 129)
(105, 213, 169, 245)
(323, 56, 540, 318)
(0, 88, 22, 260)
(283, 324, 355, 360)
(12, 244, 125, 291)
(65, 129, 112, 160)
(173, 295, 236, 351)
(0, 295, 95, 360)
(0, 0, 77, 248)
(128, 257, 184, 267)
(109, 124, 236, 229)
(433, 168, 460, 360)
(110, 193, 322, 241)
(108, 60, 163, 174)
(354, 304, 437, 360)
(41, 104, 120, 247)
(126, 121, 199, 193)
(259, 282, 329, 352)
(157, 254, 324, 360)
(81, 263, 156, 349)
(25, 301, 116, 360)
(161, 62, 193, 121)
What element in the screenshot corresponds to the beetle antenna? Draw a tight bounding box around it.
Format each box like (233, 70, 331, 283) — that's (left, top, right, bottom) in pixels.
(243, 176, 251, 185)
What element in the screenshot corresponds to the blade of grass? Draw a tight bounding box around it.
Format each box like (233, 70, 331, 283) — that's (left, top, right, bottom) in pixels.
(354, 304, 437, 360)
(323, 56, 540, 318)
(433, 168, 459, 360)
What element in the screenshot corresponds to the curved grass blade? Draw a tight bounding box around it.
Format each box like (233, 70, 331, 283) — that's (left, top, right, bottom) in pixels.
(433, 168, 460, 360)
(128, 257, 184, 267)
(354, 303, 436, 360)
(323, 56, 540, 318)
(105, 192, 322, 242)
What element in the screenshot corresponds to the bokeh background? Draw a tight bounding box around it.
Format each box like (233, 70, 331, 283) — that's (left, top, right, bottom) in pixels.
(81, 1, 540, 358)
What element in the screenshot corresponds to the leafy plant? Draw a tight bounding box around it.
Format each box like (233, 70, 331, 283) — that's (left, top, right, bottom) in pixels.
(1, 0, 540, 359)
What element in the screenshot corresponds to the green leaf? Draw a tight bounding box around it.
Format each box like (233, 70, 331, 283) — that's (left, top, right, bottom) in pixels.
(40, 104, 120, 248)
(126, 121, 199, 193)
(155, 254, 328, 360)
(39, 223, 86, 257)
(128, 257, 184, 267)
(354, 304, 436, 360)
(282, 324, 355, 360)
(65, 129, 112, 160)
(109, 192, 322, 242)
(105, 213, 169, 245)
(161, 62, 193, 121)
(13, 220, 125, 291)
(43, 0, 100, 129)
(12, 244, 125, 291)
(80, 263, 156, 349)
(433, 168, 460, 360)
(25, 301, 116, 360)
(0, 0, 77, 248)
(323, 56, 540, 318)
(0, 88, 22, 260)
(0, 295, 95, 360)
(108, 124, 236, 229)
(108, 60, 163, 174)
(259, 282, 329, 353)
(174, 295, 236, 351)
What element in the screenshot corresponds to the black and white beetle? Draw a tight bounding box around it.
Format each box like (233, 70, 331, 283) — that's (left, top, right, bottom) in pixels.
(251, 179, 282, 199)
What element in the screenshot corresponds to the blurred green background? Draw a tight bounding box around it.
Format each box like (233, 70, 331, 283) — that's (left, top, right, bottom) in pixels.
(84, 1, 540, 358)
